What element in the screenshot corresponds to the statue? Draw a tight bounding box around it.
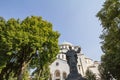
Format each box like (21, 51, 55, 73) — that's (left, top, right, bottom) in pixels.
(65, 46, 84, 80)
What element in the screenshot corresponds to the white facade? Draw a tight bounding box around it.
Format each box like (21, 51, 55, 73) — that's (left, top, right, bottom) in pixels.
(49, 42, 100, 80)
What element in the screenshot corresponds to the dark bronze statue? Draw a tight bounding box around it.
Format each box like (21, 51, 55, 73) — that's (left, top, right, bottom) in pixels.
(65, 46, 84, 80)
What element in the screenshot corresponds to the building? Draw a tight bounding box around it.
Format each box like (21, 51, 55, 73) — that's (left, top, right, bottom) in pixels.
(49, 42, 100, 80)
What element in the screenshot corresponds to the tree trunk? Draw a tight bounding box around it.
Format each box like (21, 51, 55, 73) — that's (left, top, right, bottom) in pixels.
(17, 53, 34, 80)
(17, 73, 23, 80)
(17, 62, 25, 80)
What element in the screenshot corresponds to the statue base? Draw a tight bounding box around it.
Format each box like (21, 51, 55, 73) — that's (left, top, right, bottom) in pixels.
(65, 72, 84, 80)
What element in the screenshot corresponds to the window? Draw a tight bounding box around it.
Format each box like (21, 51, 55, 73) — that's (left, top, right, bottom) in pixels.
(63, 72, 67, 79)
(56, 62, 59, 66)
(62, 54, 64, 59)
(58, 55, 60, 59)
(78, 65, 80, 70)
(49, 74, 52, 80)
(55, 70, 60, 77)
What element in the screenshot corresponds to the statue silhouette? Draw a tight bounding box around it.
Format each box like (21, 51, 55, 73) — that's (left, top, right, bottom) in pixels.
(65, 46, 84, 80)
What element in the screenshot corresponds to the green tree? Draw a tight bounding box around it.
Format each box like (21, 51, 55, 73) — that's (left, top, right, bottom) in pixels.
(32, 63, 50, 80)
(98, 57, 111, 80)
(22, 68, 30, 80)
(0, 17, 7, 72)
(0, 16, 60, 80)
(97, 0, 120, 79)
(85, 69, 96, 80)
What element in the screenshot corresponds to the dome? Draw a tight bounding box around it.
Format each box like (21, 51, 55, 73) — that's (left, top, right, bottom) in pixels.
(61, 41, 73, 46)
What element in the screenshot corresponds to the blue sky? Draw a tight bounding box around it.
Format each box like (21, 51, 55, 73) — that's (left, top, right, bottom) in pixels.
(0, 0, 104, 61)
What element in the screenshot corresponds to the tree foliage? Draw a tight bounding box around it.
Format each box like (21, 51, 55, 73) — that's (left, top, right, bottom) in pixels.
(85, 69, 96, 80)
(98, 60, 112, 80)
(32, 63, 50, 80)
(0, 16, 60, 80)
(97, 0, 120, 79)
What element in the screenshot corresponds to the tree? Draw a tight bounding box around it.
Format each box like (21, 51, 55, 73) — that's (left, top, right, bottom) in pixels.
(32, 63, 50, 80)
(22, 68, 30, 80)
(0, 16, 60, 80)
(98, 58, 112, 80)
(0, 17, 7, 72)
(85, 69, 96, 80)
(97, 0, 120, 79)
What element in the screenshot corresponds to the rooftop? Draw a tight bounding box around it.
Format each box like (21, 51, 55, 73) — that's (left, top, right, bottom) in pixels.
(60, 41, 73, 46)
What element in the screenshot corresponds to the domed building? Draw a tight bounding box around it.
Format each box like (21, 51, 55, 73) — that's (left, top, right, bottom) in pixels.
(49, 42, 100, 80)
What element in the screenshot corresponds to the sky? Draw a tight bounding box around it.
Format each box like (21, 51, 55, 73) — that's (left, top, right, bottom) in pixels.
(0, 0, 105, 61)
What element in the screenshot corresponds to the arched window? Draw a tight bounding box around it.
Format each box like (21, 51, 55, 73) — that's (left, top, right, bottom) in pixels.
(49, 74, 52, 80)
(55, 70, 60, 77)
(62, 54, 64, 59)
(63, 72, 67, 79)
(57, 55, 60, 59)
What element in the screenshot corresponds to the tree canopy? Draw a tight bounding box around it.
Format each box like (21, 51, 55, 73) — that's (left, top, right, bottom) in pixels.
(97, 0, 120, 79)
(0, 16, 60, 80)
(85, 69, 96, 80)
